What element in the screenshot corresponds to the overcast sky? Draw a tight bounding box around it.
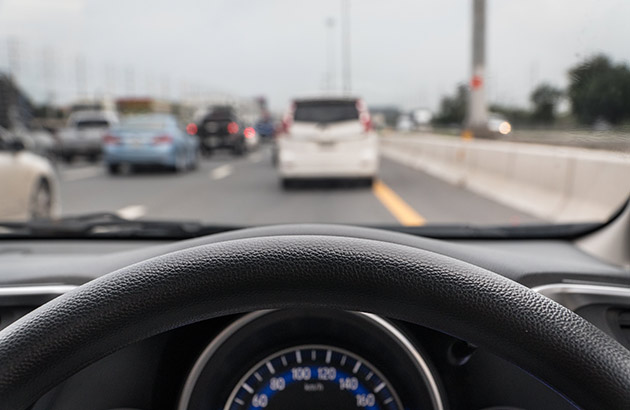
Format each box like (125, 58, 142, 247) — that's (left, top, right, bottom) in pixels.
(0, 0, 629, 112)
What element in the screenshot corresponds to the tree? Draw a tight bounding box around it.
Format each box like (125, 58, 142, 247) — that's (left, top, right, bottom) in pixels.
(432, 84, 468, 125)
(568, 55, 630, 125)
(530, 83, 562, 124)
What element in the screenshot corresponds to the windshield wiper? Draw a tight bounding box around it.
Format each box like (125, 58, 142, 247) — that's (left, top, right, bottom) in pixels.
(0, 212, 614, 241)
(377, 222, 603, 240)
(0, 213, 239, 239)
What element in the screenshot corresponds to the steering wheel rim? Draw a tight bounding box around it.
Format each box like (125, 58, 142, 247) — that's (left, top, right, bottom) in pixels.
(0, 234, 629, 410)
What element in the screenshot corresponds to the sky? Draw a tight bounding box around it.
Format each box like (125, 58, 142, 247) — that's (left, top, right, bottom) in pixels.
(0, 0, 629, 112)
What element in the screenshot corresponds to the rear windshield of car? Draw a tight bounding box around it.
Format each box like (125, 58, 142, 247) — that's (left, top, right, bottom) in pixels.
(75, 120, 110, 128)
(293, 100, 359, 123)
(205, 107, 235, 121)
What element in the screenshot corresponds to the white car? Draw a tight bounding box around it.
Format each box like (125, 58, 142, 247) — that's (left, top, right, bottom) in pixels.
(488, 113, 512, 135)
(0, 127, 61, 221)
(277, 97, 379, 187)
(396, 114, 414, 132)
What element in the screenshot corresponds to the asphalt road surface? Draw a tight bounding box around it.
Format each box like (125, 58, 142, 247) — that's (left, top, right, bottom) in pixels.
(57, 145, 541, 226)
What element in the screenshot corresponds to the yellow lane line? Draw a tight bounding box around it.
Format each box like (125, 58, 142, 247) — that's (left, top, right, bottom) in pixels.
(372, 180, 426, 226)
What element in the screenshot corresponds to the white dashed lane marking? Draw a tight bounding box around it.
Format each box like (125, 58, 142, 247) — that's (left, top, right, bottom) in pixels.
(61, 166, 103, 182)
(116, 205, 146, 220)
(209, 164, 233, 180)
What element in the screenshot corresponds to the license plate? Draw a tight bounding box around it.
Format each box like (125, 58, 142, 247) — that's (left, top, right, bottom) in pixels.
(318, 140, 336, 148)
(206, 136, 221, 147)
(205, 123, 219, 132)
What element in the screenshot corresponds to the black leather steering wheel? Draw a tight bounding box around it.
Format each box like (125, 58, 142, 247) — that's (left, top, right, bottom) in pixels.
(1, 234, 629, 410)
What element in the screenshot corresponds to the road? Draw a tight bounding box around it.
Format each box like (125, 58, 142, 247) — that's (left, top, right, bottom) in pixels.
(56, 146, 541, 226)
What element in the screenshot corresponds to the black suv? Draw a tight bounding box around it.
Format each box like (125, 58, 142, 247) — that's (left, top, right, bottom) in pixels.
(196, 105, 246, 156)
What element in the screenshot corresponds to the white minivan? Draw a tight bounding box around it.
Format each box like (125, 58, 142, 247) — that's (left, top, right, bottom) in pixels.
(277, 97, 378, 187)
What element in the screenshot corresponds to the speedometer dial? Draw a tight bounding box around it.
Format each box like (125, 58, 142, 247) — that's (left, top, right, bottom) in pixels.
(178, 310, 444, 410)
(225, 345, 402, 410)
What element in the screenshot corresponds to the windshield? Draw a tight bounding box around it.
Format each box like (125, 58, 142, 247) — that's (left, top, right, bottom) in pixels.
(294, 100, 359, 123)
(75, 120, 109, 129)
(0, 1, 629, 231)
(205, 107, 235, 120)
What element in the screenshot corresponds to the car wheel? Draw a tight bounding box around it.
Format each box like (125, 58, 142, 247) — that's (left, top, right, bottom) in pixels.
(202, 147, 213, 157)
(29, 180, 52, 220)
(118, 162, 134, 175)
(280, 178, 294, 189)
(62, 154, 74, 164)
(189, 149, 200, 170)
(172, 153, 187, 173)
(232, 142, 245, 156)
(107, 164, 120, 175)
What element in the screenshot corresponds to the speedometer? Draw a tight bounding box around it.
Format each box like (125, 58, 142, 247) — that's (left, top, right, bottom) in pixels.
(178, 310, 444, 410)
(225, 345, 402, 410)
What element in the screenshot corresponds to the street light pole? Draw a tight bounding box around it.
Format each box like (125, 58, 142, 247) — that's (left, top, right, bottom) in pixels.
(466, 0, 488, 137)
(326, 17, 336, 92)
(341, 0, 351, 95)
(76, 54, 88, 100)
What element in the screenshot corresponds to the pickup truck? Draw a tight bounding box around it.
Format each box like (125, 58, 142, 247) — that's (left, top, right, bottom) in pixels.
(56, 110, 118, 163)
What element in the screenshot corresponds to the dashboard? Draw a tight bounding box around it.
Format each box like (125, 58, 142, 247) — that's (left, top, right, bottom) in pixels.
(0, 223, 629, 410)
(17, 306, 576, 410)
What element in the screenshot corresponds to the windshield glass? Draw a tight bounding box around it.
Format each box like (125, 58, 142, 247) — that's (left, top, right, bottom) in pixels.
(0, 0, 629, 230)
(75, 120, 109, 129)
(205, 107, 235, 120)
(294, 100, 359, 123)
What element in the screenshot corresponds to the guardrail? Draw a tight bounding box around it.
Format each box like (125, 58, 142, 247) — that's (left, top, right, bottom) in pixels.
(380, 133, 630, 222)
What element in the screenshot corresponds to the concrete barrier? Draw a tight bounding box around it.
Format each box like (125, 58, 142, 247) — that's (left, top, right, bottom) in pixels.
(380, 133, 630, 222)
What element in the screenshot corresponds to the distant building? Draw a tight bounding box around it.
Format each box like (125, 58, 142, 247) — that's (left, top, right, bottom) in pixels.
(116, 98, 171, 115)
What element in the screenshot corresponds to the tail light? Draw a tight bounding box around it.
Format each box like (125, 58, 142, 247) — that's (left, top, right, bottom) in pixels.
(280, 102, 295, 136)
(153, 135, 173, 145)
(281, 118, 291, 135)
(103, 134, 121, 145)
(356, 99, 372, 133)
(244, 127, 256, 139)
(227, 122, 239, 134)
(360, 112, 372, 133)
(186, 123, 198, 135)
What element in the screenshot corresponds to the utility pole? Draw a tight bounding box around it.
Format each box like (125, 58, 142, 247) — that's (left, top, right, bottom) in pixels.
(125, 67, 135, 95)
(341, 0, 351, 95)
(465, 0, 488, 137)
(42, 47, 55, 117)
(105, 63, 116, 97)
(161, 75, 170, 100)
(76, 54, 87, 100)
(5, 38, 20, 130)
(145, 70, 155, 97)
(326, 17, 336, 92)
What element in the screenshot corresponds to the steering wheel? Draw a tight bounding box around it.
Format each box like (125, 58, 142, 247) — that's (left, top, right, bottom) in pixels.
(0, 234, 629, 410)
